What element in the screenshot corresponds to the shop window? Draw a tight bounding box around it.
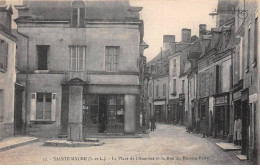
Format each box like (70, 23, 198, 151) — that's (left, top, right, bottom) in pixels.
(105, 46, 120, 72)
(69, 46, 86, 71)
(0, 40, 8, 72)
(107, 95, 124, 124)
(37, 45, 49, 70)
(71, 0, 85, 27)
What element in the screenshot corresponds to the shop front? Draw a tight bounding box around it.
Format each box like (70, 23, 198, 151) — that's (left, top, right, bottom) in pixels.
(61, 78, 139, 140)
(213, 93, 230, 139)
(153, 99, 166, 123)
(169, 99, 179, 124)
(241, 88, 249, 157)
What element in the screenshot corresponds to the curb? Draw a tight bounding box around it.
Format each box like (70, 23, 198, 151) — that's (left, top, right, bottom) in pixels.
(0, 138, 39, 152)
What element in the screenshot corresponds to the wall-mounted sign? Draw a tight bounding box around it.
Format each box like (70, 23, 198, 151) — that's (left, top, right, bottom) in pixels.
(215, 95, 228, 105)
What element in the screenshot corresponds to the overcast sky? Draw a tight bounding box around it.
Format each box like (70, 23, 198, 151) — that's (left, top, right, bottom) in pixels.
(130, 0, 218, 61)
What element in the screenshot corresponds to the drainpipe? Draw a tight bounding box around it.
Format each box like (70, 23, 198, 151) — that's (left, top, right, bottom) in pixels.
(17, 28, 29, 133)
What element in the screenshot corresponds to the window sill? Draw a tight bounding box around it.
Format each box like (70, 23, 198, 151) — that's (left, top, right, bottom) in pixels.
(34, 70, 50, 74)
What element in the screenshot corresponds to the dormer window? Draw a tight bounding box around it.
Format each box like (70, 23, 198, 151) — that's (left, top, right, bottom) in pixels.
(71, 0, 85, 27)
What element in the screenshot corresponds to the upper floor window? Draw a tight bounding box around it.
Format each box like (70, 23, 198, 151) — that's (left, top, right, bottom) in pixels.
(37, 45, 49, 70)
(156, 85, 159, 97)
(0, 40, 8, 72)
(247, 26, 251, 70)
(69, 46, 86, 71)
(71, 0, 85, 27)
(253, 17, 258, 66)
(105, 46, 120, 72)
(182, 80, 185, 93)
(173, 78, 177, 94)
(163, 83, 166, 96)
(173, 59, 176, 74)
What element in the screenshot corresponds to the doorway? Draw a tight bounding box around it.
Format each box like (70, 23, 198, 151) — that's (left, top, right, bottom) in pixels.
(241, 100, 249, 156)
(14, 85, 24, 136)
(98, 95, 107, 133)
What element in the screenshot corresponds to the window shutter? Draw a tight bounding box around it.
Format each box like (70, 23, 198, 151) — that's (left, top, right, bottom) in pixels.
(71, 8, 78, 27)
(79, 8, 85, 27)
(30, 93, 37, 121)
(51, 93, 56, 121)
(78, 46, 84, 71)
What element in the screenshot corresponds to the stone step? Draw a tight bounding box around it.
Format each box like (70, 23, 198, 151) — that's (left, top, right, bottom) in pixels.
(216, 142, 241, 151)
(83, 138, 99, 143)
(236, 154, 247, 161)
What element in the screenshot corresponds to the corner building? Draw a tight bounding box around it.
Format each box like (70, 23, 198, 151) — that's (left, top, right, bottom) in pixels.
(15, 0, 144, 140)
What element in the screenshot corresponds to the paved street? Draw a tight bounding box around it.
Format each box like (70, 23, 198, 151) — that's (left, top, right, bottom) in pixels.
(0, 124, 250, 165)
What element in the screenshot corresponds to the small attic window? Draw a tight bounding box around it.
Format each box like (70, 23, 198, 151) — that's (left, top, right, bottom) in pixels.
(71, 0, 85, 27)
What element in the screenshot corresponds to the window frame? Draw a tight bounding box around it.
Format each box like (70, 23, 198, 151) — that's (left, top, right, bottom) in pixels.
(69, 45, 86, 71)
(36, 92, 52, 121)
(0, 40, 8, 72)
(36, 45, 49, 70)
(105, 46, 120, 72)
(71, 1, 85, 27)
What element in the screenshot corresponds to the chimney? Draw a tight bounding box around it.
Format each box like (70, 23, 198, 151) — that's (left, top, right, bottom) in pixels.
(199, 24, 207, 37)
(163, 35, 175, 50)
(181, 28, 191, 43)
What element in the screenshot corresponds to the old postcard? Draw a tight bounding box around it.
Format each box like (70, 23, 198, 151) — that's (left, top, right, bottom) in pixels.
(0, 0, 259, 165)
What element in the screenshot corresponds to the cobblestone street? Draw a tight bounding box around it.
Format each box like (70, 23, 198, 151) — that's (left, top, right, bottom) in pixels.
(0, 124, 252, 165)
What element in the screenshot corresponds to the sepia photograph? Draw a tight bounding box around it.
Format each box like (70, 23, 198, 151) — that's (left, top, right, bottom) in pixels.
(0, 0, 259, 165)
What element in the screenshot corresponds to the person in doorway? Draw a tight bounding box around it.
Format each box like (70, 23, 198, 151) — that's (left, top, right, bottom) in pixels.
(200, 117, 208, 138)
(233, 116, 242, 146)
(150, 116, 156, 131)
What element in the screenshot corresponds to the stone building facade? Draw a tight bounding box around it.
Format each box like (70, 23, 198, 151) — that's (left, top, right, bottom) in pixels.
(14, 0, 145, 140)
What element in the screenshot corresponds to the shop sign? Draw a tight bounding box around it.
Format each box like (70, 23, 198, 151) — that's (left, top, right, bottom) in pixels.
(215, 95, 228, 105)
(233, 91, 241, 101)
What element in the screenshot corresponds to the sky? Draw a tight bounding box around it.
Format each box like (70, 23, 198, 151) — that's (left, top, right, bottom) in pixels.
(130, 0, 218, 61)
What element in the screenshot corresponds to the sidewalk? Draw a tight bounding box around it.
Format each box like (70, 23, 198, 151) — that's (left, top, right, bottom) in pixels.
(177, 125, 253, 165)
(0, 136, 38, 152)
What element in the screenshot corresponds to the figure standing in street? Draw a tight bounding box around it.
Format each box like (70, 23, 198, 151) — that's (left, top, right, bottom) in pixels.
(150, 116, 156, 131)
(233, 116, 242, 146)
(194, 117, 200, 134)
(200, 117, 208, 138)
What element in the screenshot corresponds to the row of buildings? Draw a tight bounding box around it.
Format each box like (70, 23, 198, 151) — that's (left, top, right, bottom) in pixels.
(0, 0, 148, 141)
(146, 0, 259, 162)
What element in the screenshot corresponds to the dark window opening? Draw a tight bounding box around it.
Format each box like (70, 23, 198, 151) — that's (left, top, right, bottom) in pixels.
(37, 45, 49, 70)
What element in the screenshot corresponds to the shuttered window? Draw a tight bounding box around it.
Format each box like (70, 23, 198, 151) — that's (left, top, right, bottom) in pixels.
(69, 46, 86, 71)
(30, 93, 56, 121)
(71, 1, 85, 27)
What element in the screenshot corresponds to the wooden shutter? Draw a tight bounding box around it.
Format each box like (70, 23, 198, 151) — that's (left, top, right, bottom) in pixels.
(79, 8, 85, 27)
(71, 8, 78, 27)
(30, 93, 37, 121)
(51, 93, 56, 121)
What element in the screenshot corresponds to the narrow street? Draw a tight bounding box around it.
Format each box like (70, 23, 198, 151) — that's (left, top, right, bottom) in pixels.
(0, 124, 250, 165)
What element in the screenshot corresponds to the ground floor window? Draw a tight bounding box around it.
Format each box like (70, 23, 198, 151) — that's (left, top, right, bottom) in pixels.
(30, 92, 56, 121)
